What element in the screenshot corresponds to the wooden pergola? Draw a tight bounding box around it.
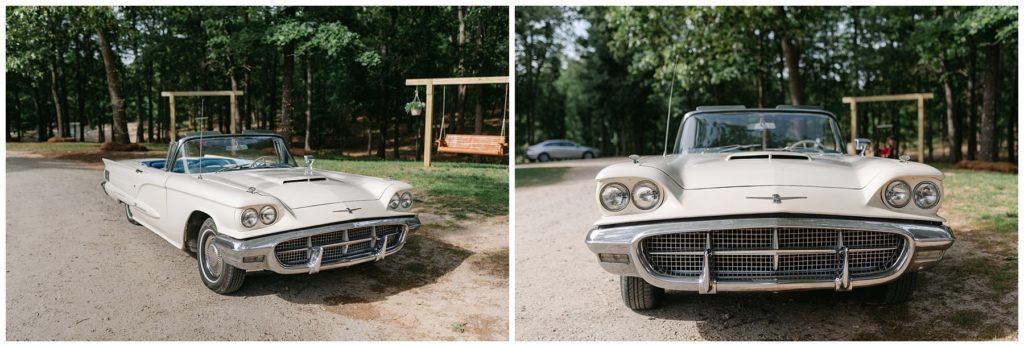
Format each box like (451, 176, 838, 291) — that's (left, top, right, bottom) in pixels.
(404, 76, 510, 167)
(842, 93, 934, 163)
(161, 90, 245, 142)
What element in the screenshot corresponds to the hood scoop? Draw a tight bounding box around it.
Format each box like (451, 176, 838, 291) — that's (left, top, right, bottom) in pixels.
(727, 153, 811, 161)
(282, 177, 328, 184)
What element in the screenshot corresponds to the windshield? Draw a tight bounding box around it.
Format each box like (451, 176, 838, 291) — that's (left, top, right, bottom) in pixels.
(674, 112, 843, 154)
(175, 135, 296, 174)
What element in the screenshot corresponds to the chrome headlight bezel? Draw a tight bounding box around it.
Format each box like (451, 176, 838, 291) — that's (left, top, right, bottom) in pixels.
(240, 208, 259, 228)
(599, 183, 631, 212)
(882, 180, 912, 208)
(259, 205, 278, 225)
(400, 192, 413, 209)
(388, 193, 401, 210)
(913, 181, 941, 209)
(631, 180, 662, 210)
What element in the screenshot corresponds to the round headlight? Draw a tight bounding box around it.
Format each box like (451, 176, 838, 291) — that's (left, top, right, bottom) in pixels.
(600, 183, 630, 212)
(883, 180, 911, 208)
(259, 205, 277, 224)
(241, 208, 258, 228)
(400, 192, 413, 209)
(388, 193, 400, 210)
(913, 181, 941, 209)
(632, 181, 661, 210)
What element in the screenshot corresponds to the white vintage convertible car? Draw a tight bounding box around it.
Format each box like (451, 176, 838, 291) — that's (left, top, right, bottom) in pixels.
(102, 133, 419, 294)
(585, 106, 955, 310)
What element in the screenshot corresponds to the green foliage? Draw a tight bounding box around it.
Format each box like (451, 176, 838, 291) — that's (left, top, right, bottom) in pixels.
(521, 6, 1019, 159)
(6, 6, 508, 160)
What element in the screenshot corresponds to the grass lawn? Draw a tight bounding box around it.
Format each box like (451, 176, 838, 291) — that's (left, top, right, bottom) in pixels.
(940, 168, 1018, 234)
(6, 141, 169, 153)
(515, 167, 569, 188)
(315, 159, 508, 219)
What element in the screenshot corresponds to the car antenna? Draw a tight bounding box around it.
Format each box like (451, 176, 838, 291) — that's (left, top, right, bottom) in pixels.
(196, 116, 208, 179)
(663, 50, 679, 157)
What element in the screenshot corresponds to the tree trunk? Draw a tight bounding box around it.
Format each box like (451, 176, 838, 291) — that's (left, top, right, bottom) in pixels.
(455, 6, 466, 133)
(76, 38, 87, 142)
(1007, 61, 1017, 162)
(966, 44, 977, 160)
(941, 59, 960, 162)
(49, 62, 66, 139)
(33, 84, 47, 142)
(97, 29, 129, 144)
(774, 6, 804, 106)
(304, 55, 313, 152)
(280, 43, 295, 147)
(147, 59, 154, 142)
(979, 41, 999, 161)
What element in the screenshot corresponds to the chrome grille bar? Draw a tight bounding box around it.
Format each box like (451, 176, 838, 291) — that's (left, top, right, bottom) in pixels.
(274, 224, 405, 267)
(641, 228, 907, 287)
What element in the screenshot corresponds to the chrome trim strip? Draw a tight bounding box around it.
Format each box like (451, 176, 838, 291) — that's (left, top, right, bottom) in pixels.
(585, 217, 954, 292)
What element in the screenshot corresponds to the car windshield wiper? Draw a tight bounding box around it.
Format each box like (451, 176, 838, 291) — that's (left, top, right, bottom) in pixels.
(700, 143, 762, 153)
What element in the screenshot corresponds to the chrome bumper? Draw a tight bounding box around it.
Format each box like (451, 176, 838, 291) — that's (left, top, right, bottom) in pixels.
(213, 216, 421, 275)
(585, 217, 954, 293)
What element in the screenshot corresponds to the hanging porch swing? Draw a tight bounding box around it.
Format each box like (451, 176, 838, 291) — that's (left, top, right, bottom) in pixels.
(432, 84, 509, 157)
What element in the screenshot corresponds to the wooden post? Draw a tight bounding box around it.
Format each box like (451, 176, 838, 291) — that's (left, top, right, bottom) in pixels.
(423, 82, 434, 167)
(850, 101, 858, 155)
(917, 96, 925, 163)
(169, 95, 176, 142)
(229, 93, 237, 134)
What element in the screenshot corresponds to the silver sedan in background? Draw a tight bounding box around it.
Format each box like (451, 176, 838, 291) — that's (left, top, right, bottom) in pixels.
(525, 139, 601, 162)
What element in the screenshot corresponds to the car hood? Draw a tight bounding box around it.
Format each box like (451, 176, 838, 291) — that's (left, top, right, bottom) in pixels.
(201, 168, 389, 209)
(642, 151, 893, 189)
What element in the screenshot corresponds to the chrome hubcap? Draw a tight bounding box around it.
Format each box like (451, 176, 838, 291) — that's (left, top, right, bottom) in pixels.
(203, 233, 222, 278)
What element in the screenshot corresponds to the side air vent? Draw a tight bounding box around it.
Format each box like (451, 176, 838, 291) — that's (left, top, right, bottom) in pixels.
(727, 153, 811, 161)
(282, 177, 327, 184)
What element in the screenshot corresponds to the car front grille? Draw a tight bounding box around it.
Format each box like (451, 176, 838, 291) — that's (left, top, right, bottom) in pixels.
(640, 227, 907, 282)
(274, 224, 405, 267)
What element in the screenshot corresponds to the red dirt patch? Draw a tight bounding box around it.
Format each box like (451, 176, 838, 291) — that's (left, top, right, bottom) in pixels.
(100, 142, 149, 152)
(953, 160, 1018, 173)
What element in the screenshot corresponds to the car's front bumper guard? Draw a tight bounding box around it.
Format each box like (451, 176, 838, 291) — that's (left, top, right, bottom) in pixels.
(213, 216, 420, 275)
(585, 217, 955, 293)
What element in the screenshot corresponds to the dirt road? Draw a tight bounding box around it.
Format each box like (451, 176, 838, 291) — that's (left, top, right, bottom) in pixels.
(515, 164, 1017, 341)
(6, 155, 507, 341)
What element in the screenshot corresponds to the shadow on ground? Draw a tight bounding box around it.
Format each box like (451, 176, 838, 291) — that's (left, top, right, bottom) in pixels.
(632, 248, 1017, 340)
(234, 233, 473, 306)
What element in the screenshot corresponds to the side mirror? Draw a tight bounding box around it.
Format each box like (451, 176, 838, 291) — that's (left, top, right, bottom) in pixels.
(628, 154, 640, 164)
(304, 155, 315, 174)
(854, 138, 871, 157)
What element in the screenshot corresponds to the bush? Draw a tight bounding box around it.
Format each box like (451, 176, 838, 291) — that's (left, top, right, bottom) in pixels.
(954, 160, 1018, 174)
(46, 136, 76, 143)
(100, 142, 149, 152)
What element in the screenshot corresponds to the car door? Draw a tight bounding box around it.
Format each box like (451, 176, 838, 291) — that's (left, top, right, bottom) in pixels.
(129, 148, 173, 229)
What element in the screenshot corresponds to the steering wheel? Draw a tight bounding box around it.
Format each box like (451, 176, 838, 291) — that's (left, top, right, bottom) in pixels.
(785, 139, 824, 153)
(249, 156, 276, 168)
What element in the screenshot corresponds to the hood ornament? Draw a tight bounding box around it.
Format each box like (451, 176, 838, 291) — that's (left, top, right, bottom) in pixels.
(747, 194, 807, 204)
(303, 155, 316, 175)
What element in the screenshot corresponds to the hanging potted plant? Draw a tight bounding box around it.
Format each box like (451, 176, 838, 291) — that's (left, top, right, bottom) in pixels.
(405, 100, 426, 116)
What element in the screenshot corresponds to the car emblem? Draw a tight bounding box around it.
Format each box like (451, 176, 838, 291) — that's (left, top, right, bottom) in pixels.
(746, 194, 807, 204)
(333, 207, 362, 214)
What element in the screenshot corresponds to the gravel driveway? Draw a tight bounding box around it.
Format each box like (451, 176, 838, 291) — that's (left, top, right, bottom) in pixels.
(515, 163, 1017, 341)
(6, 155, 507, 341)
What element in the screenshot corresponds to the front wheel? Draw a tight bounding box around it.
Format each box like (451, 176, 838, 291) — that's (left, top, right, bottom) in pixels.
(621, 276, 664, 310)
(197, 218, 246, 294)
(876, 273, 916, 304)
